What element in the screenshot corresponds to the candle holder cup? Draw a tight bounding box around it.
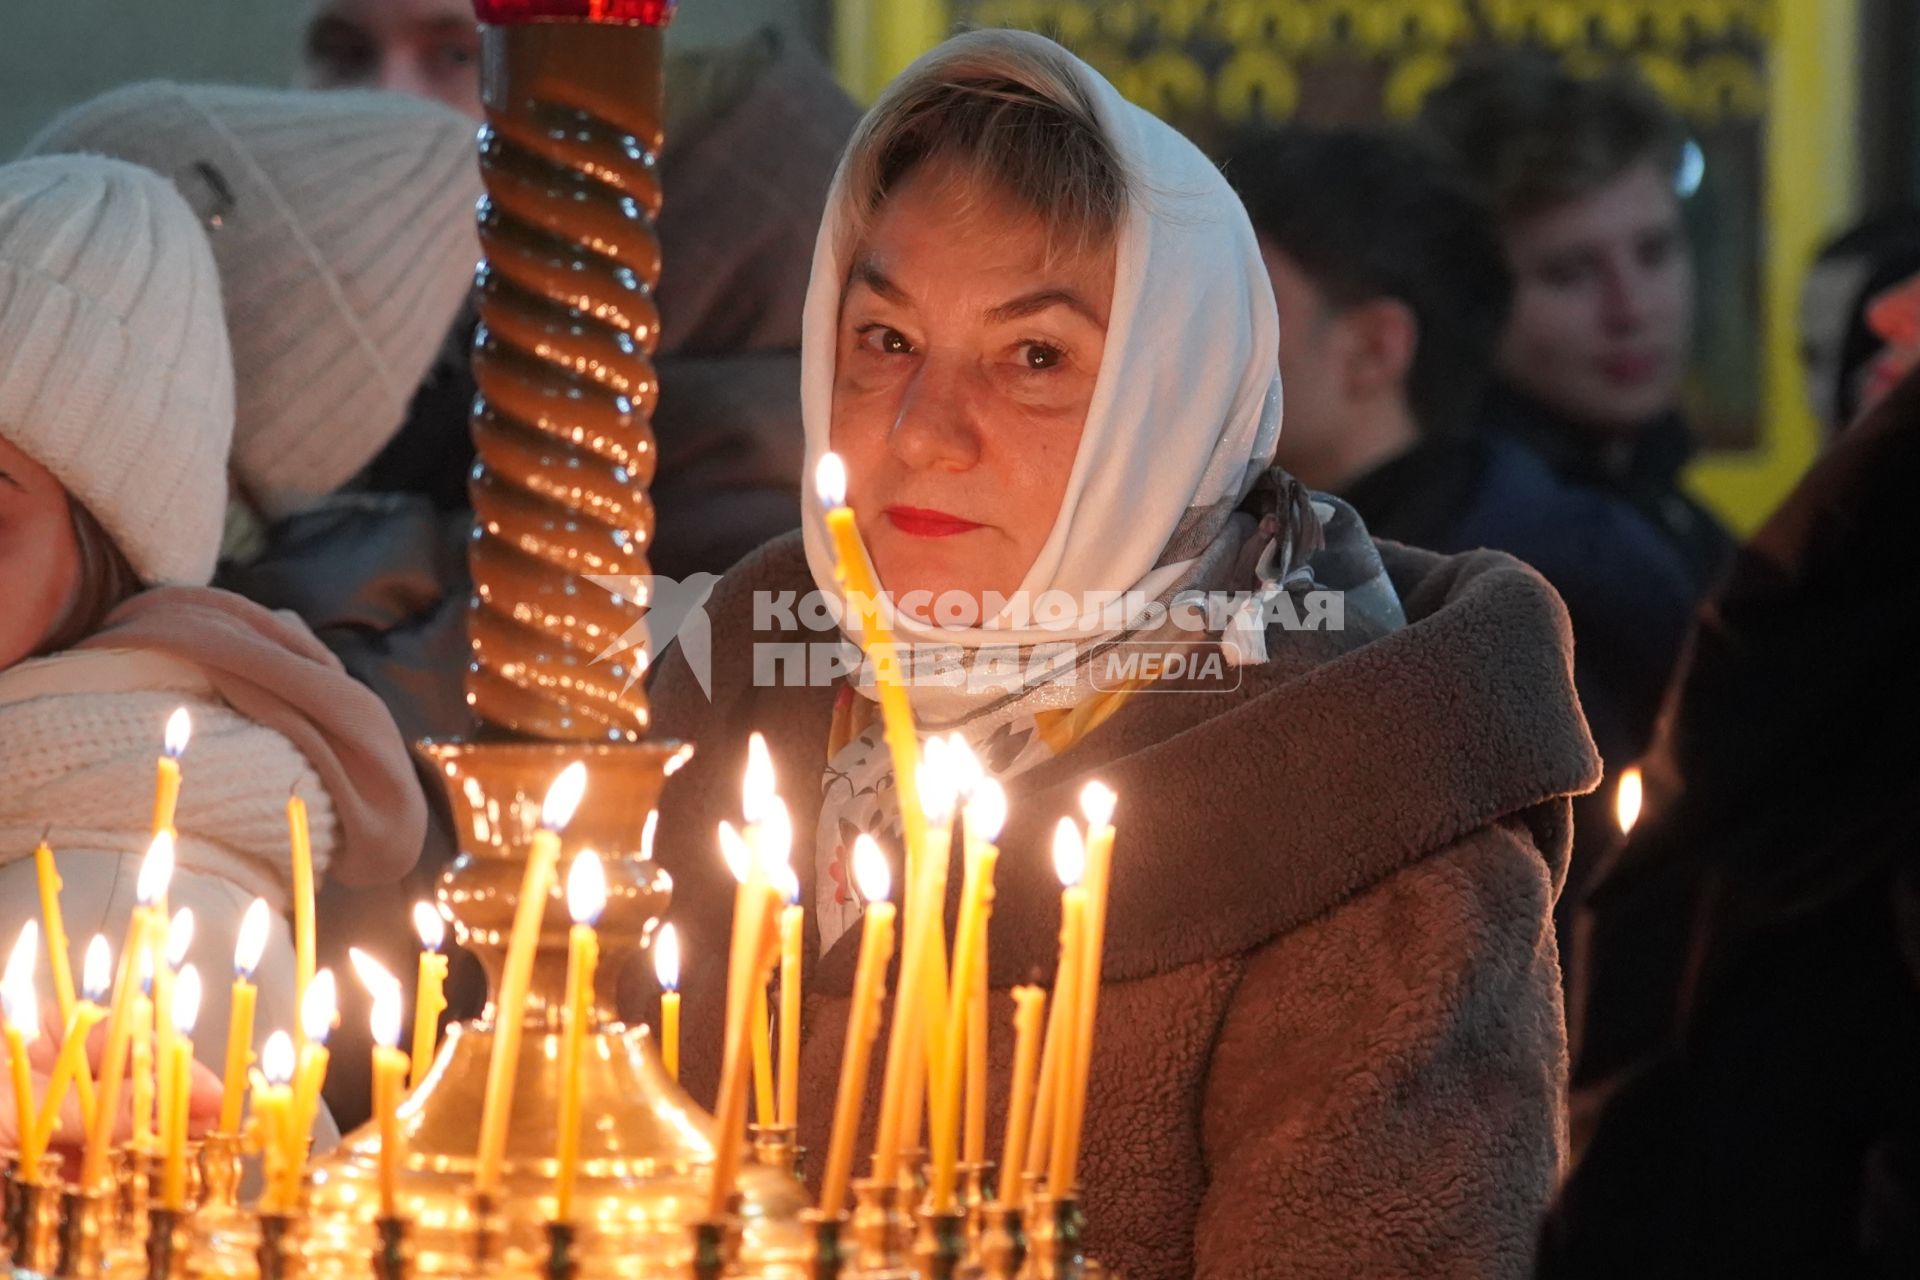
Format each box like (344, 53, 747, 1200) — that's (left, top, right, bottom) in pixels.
(8, 1176, 62, 1277)
(144, 1206, 186, 1280)
(373, 1216, 410, 1280)
(800, 1208, 847, 1280)
(977, 1201, 1026, 1280)
(912, 1206, 968, 1280)
(54, 1186, 112, 1280)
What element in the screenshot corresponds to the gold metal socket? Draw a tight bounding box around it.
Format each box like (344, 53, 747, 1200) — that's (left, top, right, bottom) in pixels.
(912, 1207, 970, 1280)
(144, 1207, 186, 1280)
(799, 1208, 847, 1280)
(9, 1175, 63, 1276)
(54, 1186, 113, 1280)
(372, 1217, 409, 1280)
(977, 1201, 1026, 1280)
(255, 1211, 298, 1280)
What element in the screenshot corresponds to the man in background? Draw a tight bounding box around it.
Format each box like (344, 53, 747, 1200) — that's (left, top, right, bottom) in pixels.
(1229, 125, 1703, 933)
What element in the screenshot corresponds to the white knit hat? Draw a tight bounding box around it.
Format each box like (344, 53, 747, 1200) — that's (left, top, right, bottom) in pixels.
(27, 84, 483, 520)
(0, 155, 233, 586)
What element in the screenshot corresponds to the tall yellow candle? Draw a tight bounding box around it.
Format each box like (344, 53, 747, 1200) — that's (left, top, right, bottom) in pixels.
(290, 968, 337, 1173)
(220, 900, 271, 1134)
(998, 986, 1046, 1202)
(161, 965, 201, 1210)
(777, 899, 803, 1130)
(653, 924, 680, 1081)
(930, 777, 1005, 1211)
(473, 763, 588, 1198)
(132, 983, 154, 1157)
(3, 925, 40, 1183)
(814, 453, 925, 857)
(1046, 821, 1088, 1194)
(749, 983, 775, 1127)
(82, 834, 174, 1190)
(965, 978, 988, 1166)
(369, 985, 409, 1221)
(818, 837, 896, 1214)
(1061, 783, 1116, 1181)
(409, 903, 449, 1091)
(153, 906, 192, 1168)
(32, 837, 76, 1023)
(555, 851, 604, 1223)
(32, 935, 110, 1157)
(708, 819, 783, 1219)
(288, 791, 315, 1055)
(252, 1033, 296, 1211)
(153, 708, 191, 837)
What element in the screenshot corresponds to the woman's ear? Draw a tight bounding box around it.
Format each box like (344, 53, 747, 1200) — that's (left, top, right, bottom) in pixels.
(1339, 297, 1419, 402)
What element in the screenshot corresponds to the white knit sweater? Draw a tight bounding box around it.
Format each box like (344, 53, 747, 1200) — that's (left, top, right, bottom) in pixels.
(0, 647, 333, 909)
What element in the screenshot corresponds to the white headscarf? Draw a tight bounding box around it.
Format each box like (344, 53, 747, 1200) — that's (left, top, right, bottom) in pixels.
(799, 29, 1282, 720)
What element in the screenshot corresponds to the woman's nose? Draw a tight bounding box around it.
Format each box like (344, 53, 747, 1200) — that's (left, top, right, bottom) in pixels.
(887, 358, 982, 471)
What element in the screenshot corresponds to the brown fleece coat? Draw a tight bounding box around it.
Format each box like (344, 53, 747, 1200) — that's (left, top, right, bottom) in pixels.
(633, 531, 1599, 1279)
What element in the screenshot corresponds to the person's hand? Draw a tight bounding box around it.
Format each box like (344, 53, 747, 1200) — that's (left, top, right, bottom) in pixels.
(3, 1020, 225, 1158)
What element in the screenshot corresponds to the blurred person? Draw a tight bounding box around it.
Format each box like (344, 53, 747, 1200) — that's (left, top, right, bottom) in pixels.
(1857, 266, 1920, 418)
(0, 156, 425, 1146)
(1538, 360, 1920, 1279)
(1229, 125, 1700, 922)
(301, 0, 482, 118)
(1421, 56, 1733, 592)
(1799, 211, 1920, 440)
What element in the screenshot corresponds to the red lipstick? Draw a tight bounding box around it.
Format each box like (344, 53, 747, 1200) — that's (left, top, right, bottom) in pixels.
(884, 506, 984, 538)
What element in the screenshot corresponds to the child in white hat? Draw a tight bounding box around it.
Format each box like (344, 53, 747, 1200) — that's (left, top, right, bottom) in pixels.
(0, 155, 426, 1152)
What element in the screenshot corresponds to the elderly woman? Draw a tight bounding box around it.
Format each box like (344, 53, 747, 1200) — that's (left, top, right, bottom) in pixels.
(643, 30, 1597, 1278)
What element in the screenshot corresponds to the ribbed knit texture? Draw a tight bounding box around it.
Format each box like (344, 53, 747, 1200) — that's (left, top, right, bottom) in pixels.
(0, 156, 232, 585)
(27, 84, 483, 519)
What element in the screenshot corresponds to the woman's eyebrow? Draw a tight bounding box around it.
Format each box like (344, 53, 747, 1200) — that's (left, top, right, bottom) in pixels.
(848, 259, 911, 306)
(985, 288, 1103, 327)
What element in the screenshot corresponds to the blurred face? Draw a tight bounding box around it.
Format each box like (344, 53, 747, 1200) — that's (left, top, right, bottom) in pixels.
(0, 436, 83, 670)
(1499, 161, 1693, 433)
(1262, 242, 1349, 487)
(832, 159, 1115, 618)
(302, 0, 483, 120)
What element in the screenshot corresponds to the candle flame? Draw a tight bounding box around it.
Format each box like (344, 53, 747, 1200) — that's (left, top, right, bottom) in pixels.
(775, 861, 801, 906)
(964, 777, 1009, 844)
(718, 820, 753, 884)
(947, 735, 984, 801)
(370, 982, 403, 1049)
(917, 735, 961, 825)
(263, 1030, 295, 1084)
(136, 944, 154, 993)
(1615, 767, 1644, 836)
(759, 796, 794, 880)
(172, 964, 202, 1036)
(348, 948, 398, 1000)
(166, 907, 195, 968)
(412, 901, 446, 953)
(814, 452, 848, 508)
(163, 707, 192, 759)
(852, 834, 891, 904)
(302, 968, 338, 1045)
(136, 831, 176, 907)
(568, 849, 608, 925)
(664, 744, 695, 777)
(1052, 817, 1086, 888)
(1079, 780, 1117, 830)
(82, 935, 111, 1002)
(5, 921, 37, 989)
(235, 899, 271, 979)
(653, 923, 680, 992)
(640, 810, 660, 862)
(2, 924, 37, 1036)
(541, 762, 589, 832)
(742, 732, 777, 825)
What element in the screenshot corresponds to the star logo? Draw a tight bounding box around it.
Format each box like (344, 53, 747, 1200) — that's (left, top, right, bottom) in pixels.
(584, 571, 723, 700)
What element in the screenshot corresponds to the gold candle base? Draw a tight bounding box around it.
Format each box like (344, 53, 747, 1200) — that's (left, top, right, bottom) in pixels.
(800, 1209, 846, 1280)
(977, 1202, 1026, 1280)
(55, 1187, 112, 1280)
(145, 1208, 186, 1280)
(749, 1124, 800, 1178)
(256, 1212, 298, 1280)
(912, 1207, 970, 1280)
(8, 1176, 63, 1276)
(849, 1178, 912, 1278)
(1024, 1195, 1087, 1280)
(957, 1162, 993, 1265)
(184, 1133, 259, 1280)
(372, 1218, 409, 1280)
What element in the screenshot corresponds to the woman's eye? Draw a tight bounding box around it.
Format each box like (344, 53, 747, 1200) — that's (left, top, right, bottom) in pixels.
(1018, 342, 1065, 371)
(857, 326, 915, 356)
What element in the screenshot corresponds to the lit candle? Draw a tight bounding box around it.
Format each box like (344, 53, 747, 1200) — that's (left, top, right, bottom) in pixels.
(930, 775, 1005, 1210)
(707, 819, 784, 1219)
(872, 745, 959, 1187)
(654, 924, 680, 1081)
(904, 740, 961, 1159)
(252, 1032, 296, 1211)
(161, 965, 201, 1210)
(813, 453, 925, 857)
(153, 707, 191, 836)
(473, 762, 588, 1198)
(410, 902, 449, 1091)
(964, 784, 1008, 1170)
(777, 881, 803, 1131)
(1616, 766, 1644, 836)
(740, 737, 781, 1128)
(152, 905, 192, 1168)
(290, 968, 337, 1169)
(817, 836, 896, 1215)
(555, 849, 605, 1223)
(998, 986, 1047, 1202)
(1046, 821, 1088, 1194)
(32, 836, 76, 1023)
(352, 958, 408, 1221)
(1060, 782, 1116, 1184)
(220, 901, 271, 1134)
(3, 927, 40, 1182)
(81, 834, 174, 1190)
(133, 955, 154, 1158)
(288, 789, 315, 1055)
(33, 935, 110, 1155)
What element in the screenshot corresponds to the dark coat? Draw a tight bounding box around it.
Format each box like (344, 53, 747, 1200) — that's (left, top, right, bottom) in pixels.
(1347, 430, 1702, 928)
(1536, 367, 1920, 1278)
(636, 530, 1600, 1279)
